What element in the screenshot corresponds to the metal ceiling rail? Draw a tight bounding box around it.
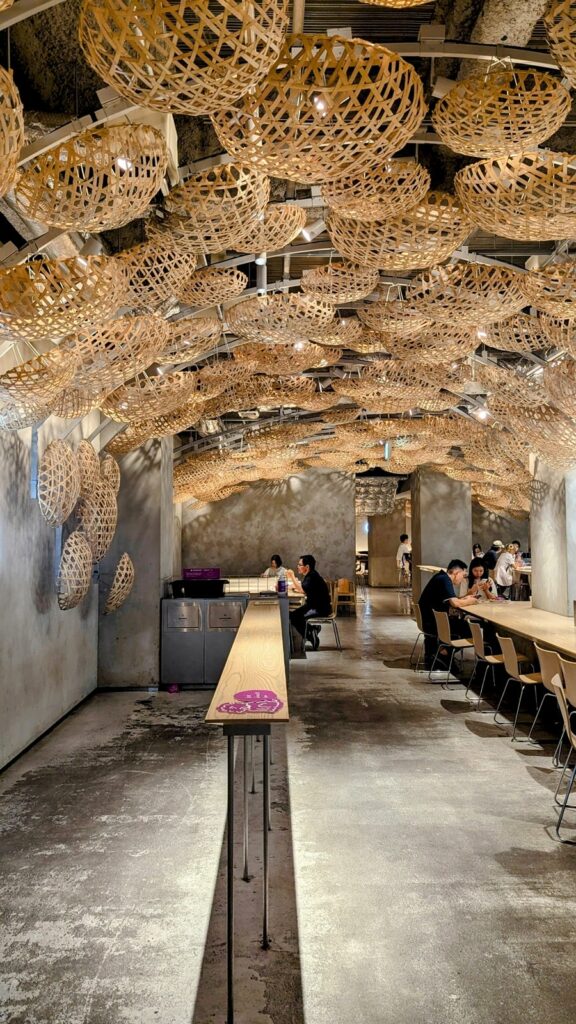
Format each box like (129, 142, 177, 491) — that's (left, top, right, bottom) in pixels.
(394, 40, 559, 69)
(0, 0, 66, 32)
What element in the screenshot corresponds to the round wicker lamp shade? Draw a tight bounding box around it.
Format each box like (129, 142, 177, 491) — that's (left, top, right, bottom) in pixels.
(14, 124, 168, 232)
(0, 394, 51, 431)
(301, 263, 379, 305)
(180, 268, 248, 310)
(483, 314, 551, 355)
(432, 69, 571, 158)
(477, 363, 547, 405)
(539, 313, 576, 356)
(406, 263, 526, 326)
(384, 326, 478, 364)
(519, 257, 576, 317)
(37, 440, 81, 527)
(103, 553, 135, 614)
(164, 163, 270, 254)
(455, 151, 576, 241)
(233, 340, 340, 375)
(157, 316, 222, 364)
(327, 191, 472, 271)
(358, 300, 430, 338)
(100, 452, 121, 495)
(117, 241, 197, 309)
(77, 480, 118, 562)
(311, 318, 365, 348)
(0, 348, 75, 403)
(0, 66, 24, 200)
(0, 255, 127, 344)
(227, 293, 335, 344)
(78, 0, 289, 116)
(545, 0, 576, 89)
(320, 160, 430, 222)
(234, 204, 306, 254)
(77, 440, 101, 497)
(544, 358, 576, 418)
(53, 387, 104, 421)
(64, 316, 170, 394)
(102, 370, 191, 424)
(211, 34, 427, 184)
(57, 531, 93, 610)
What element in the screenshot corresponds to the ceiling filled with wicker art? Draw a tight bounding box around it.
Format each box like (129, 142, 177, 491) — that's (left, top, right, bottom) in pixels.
(2, 0, 576, 519)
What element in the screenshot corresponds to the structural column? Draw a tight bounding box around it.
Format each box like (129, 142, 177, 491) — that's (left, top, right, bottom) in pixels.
(368, 499, 411, 587)
(410, 468, 472, 599)
(98, 437, 175, 688)
(530, 460, 576, 616)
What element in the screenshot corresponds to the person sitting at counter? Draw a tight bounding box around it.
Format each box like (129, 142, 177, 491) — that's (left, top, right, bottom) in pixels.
(289, 554, 332, 651)
(418, 559, 478, 672)
(466, 558, 498, 602)
(261, 554, 287, 582)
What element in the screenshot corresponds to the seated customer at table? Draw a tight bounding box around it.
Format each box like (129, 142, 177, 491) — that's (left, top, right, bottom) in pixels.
(261, 554, 287, 581)
(418, 559, 478, 671)
(467, 558, 498, 602)
(289, 554, 331, 651)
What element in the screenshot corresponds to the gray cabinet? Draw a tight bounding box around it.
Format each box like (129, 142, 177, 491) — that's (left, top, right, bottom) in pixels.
(161, 595, 248, 689)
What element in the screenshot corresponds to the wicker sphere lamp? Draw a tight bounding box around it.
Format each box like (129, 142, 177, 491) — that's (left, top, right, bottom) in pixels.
(357, 300, 430, 338)
(63, 316, 170, 395)
(226, 293, 335, 344)
(539, 313, 576, 356)
(455, 151, 576, 241)
(544, 358, 576, 418)
(211, 34, 427, 184)
(117, 241, 197, 310)
(519, 256, 576, 317)
(180, 268, 248, 310)
(0, 348, 75, 404)
(57, 531, 93, 610)
(77, 480, 118, 562)
(102, 552, 135, 614)
(0, 394, 51, 431)
(233, 341, 340, 376)
(545, 0, 576, 88)
(432, 69, 571, 158)
(301, 263, 379, 305)
(234, 204, 306, 254)
(14, 124, 168, 232)
(327, 191, 472, 272)
(37, 440, 81, 527)
(311, 317, 365, 349)
(320, 160, 430, 222)
(383, 326, 478, 364)
(0, 66, 24, 200)
(406, 262, 526, 327)
(164, 163, 270, 254)
(77, 440, 101, 497)
(157, 316, 222, 364)
(53, 387, 104, 421)
(101, 370, 191, 424)
(483, 314, 552, 355)
(100, 452, 121, 495)
(78, 0, 289, 116)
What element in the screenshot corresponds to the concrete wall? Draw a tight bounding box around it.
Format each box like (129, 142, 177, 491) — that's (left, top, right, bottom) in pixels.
(368, 503, 411, 587)
(182, 469, 356, 581)
(472, 502, 530, 554)
(411, 468, 472, 599)
(0, 414, 100, 769)
(531, 460, 576, 616)
(98, 437, 173, 688)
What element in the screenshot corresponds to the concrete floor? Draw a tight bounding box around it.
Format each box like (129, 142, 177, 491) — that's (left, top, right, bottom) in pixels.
(1, 591, 576, 1023)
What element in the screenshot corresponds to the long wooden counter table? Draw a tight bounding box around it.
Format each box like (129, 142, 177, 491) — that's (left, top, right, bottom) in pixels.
(206, 598, 288, 1024)
(465, 600, 576, 659)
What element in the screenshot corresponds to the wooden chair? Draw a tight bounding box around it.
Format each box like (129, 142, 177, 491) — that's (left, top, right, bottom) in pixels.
(553, 655, 576, 803)
(304, 579, 342, 652)
(410, 602, 435, 672)
(430, 610, 473, 683)
(550, 673, 576, 842)
(494, 634, 542, 741)
(530, 643, 563, 745)
(465, 620, 504, 707)
(336, 578, 356, 616)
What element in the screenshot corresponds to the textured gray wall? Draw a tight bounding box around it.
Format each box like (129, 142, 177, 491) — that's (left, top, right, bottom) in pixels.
(98, 437, 173, 688)
(411, 469, 472, 599)
(0, 414, 99, 768)
(368, 505, 411, 587)
(182, 469, 356, 581)
(531, 460, 576, 616)
(472, 502, 530, 553)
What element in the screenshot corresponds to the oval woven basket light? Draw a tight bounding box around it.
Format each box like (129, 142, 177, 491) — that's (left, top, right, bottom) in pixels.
(157, 316, 222, 364)
(53, 387, 103, 421)
(301, 263, 379, 304)
(38, 440, 81, 527)
(227, 293, 335, 344)
(455, 151, 576, 241)
(545, 0, 576, 89)
(77, 479, 118, 561)
(539, 313, 576, 356)
(233, 340, 340, 375)
(406, 262, 526, 326)
(0, 394, 51, 431)
(101, 370, 191, 424)
(327, 191, 472, 271)
(519, 256, 576, 317)
(14, 124, 168, 232)
(311, 317, 365, 348)
(100, 452, 121, 495)
(164, 163, 270, 254)
(79, 0, 289, 116)
(103, 552, 134, 614)
(234, 204, 306, 254)
(64, 315, 170, 394)
(0, 66, 24, 200)
(358, 300, 431, 338)
(320, 160, 430, 222)
(0, 348, 75, 403)
(57, 531, 93, 610)
(383, 326, 478, 364)
(432, 69, 571, 158)
(77, 439, 101, 497)
(180, 268, 248, 310)
(483, 314, 551, 355)
(211, 34, 426, 184)
(544, 358, 576, 419)
(117, 241, 197, 309)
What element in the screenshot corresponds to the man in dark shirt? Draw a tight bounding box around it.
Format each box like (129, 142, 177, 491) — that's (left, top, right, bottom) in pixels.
(418, 559, 478, 670)
(482, 540, 504, 573)
(289, 554, 331, 651)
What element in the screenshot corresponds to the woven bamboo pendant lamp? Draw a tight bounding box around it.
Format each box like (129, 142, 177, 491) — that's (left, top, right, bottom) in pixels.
(64, 316, 170, 394)
(544, 358, 576, 418)
(0, 66, 24, 200)
(545, 1, 576, 88)
(14, 124, 168, 232)
(77, 440, 100, 497)
(156, 317, 222, 365)
(103, 553, 135, 614)
(234, 204, 306, 254)
(141, 397, 206, 439)
(233, 341, 339, 375)
(100, 452, 121, 495)
(455, 151, 576, 241)
(211, 34, 426, 184)
(78, 0, 289, 116)
(179, 268, 248, 310)
(328, 191, 472, 272)
(164, 163, 270, 254)
(347, 328, 390, 355)
(77, 480, 118, 561)
(519, 256, 576, 317)
(117, 241, 197, 309)
(0, 348, 75, 403)
(301, 263, 379, 305)
(311, 318, 365, 348)
(358, 300, 431, 338)
(37, 440, 81, 527)
(320, 407, 360, 424)
(406, 262, 525, 326)
(320, 160, 430, 222)
(432, 69, 571, 158)
(539, 313, 576, 356)
(384, 325, 478, 363)
(102, 370, 190, 424)
(226, 293, 335, 344)
(53, 387, 103, 421)
(0, 394, 50, 431)
(476, 362, 547, 405)
(104, 423, 156, 457)
(483, 314, 551, 355)
(57, 531, 93, 610)
(0, 255, 127, 344)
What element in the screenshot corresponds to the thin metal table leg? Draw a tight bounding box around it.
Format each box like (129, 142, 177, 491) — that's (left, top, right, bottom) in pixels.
(227, 734, 235, 1024)
(242, 736, 251, 882)
(250, 735, 257, 794)
(262, 734, 271, 950)
(268, 730, 272, 832)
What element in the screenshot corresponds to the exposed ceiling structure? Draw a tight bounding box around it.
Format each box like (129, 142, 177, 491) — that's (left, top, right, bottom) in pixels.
(1, 0, 576, 518)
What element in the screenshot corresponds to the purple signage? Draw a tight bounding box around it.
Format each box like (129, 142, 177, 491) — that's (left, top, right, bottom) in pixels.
(217, 689, 284, 715)
(182, 567, 220, 580)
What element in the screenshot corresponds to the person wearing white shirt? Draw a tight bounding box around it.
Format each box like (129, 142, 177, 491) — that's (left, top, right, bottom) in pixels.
(396, 534, 411, 570)
(495, 544, 516, 598)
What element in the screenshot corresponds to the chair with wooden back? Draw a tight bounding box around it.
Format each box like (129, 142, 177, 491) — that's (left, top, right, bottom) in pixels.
(550, 673, 576, 841)
(304, 578, 342, 652)
(554, 655, 576, 799)
(494, 634, 542, 741)
(530, 644, 563, 743)
(336, 578, 356, 616)
(465, 620, 504, 707)
(430, 610, 473, 683)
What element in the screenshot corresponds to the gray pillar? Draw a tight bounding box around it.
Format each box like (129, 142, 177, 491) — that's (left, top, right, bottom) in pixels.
(531, 460, 576, 617)
(411, 468, 472, 599)
(368, 503, 411, 587)
(98, 437, 174, 688)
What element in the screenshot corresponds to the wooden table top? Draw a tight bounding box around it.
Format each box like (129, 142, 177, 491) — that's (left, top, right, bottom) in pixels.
(206, 598, 289, 724)
(417, 565, 444, 573)
(465, 601, 576, 659)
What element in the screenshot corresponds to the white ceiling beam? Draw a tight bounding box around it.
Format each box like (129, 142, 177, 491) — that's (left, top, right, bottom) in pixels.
(0, 0, 66, 31)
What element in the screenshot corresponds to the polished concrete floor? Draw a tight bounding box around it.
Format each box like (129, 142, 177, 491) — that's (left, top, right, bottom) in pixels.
(1, 591, 576, 1023)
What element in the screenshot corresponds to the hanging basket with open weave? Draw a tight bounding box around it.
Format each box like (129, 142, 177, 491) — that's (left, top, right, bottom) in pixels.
(0, 348, 75, 403)
(226, 293, 335, 344)
(100, 452, 121, 495)
(301, 263, 379, 305)
(544, 359, 576, 419)
(383, 325, 478, 364)
(358, 300, 431, 338)
(79, 0, 289, 116)
(406, 263, 526, 326)
(432, 69, 571, 158)
(117, 241, 197, 310)
(321, 160, 430, 222)
(327, 191, 473, 272)
(0, 393, 51, 431)
(179, 268, 247, 310)
(63, 315, 170, 394)
(476, 363, 547, 406)
(545, 0, 576, 89)
(14, 124, 168, 232)
(489, 399, 576, 469)
(455, 151, 576, 241)
(539, 313, 576, 356)
(164, 163, 270, 254)
(310, 317, 365, 348)
(0, 255, 127, 344)
(53, 387, 104, 421)
(103, 552, 134, 614)
(101, 370, 191, 424)
(57, 531, 93, 610)
(211, 33, 426, 184)
(37, 440, 81, 527)
(233, 341, 340, 376)
(77, 480, 118, 561)
(0, 65, 24, 200)
(157, 316, 222, 364)
(483, 314, 551, 355)
(519, 256, 576, 317)
(77, 440, 100, 497)
(233, 204, 306, 254)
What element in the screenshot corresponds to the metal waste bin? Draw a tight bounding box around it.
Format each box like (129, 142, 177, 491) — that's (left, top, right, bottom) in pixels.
(160, 599, 203, 687)
(204, 599, 246, 687)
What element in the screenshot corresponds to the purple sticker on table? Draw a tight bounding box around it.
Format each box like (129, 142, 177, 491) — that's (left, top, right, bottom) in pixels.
(217, 688, 284, 715)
